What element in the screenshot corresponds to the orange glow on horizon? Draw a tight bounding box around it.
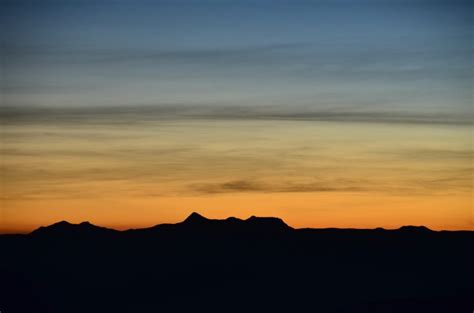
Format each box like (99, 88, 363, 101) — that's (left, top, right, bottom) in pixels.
(2, 192, 472, 233)
(2, 120, 472, 233)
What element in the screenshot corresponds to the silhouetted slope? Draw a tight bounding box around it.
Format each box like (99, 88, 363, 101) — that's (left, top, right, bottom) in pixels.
(120, 212, 292, 237)
(177, 212, 292, 233)
(31, 220, 117, 237)
(1, 213, 473, 313)
(182, 211, 210, 224)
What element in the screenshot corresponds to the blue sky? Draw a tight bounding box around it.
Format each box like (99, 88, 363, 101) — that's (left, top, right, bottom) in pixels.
(2, 0, 473, 123)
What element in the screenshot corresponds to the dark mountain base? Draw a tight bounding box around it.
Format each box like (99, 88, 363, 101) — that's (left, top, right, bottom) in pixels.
(1, 213, 473, 313)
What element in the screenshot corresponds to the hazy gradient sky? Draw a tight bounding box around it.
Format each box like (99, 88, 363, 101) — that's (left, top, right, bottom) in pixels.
(1, 0, 473, 232)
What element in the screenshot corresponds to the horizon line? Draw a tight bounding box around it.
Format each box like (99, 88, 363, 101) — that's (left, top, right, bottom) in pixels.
(2, 212, 473, 235)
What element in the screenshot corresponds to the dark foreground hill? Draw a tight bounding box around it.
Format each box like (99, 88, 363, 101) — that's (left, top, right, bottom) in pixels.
(1, 213, 473, 313)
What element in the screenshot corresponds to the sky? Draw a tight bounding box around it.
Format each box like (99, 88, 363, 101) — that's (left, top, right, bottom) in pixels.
(1, 0, 473, 232)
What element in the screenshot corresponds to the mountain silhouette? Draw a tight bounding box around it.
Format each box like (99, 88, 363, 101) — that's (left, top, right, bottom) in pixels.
(183, 211, 209, 224)
(31, 220, 117, 237)
(175, 212, 292, 233)
(28, 214, 449, 236)
(1, 213, 473, 313)
(397, 225, 432, 233)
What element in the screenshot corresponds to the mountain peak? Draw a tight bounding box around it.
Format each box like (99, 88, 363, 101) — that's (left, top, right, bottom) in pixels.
(398, 225, 432, 232)
(177, 213, 292, 233)
(183, 212, 209, 224)
(31, 220, 115, 236)
(246, 215, 292, 231)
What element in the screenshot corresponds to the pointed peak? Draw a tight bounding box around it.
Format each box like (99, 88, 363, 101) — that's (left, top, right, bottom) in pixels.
(183, 212, 208, 223)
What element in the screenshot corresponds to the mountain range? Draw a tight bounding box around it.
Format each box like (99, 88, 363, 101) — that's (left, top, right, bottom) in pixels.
(1, 213, 473, 313)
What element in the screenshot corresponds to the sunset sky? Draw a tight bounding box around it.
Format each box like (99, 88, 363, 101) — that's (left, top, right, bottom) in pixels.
(1, 0, 472, 232)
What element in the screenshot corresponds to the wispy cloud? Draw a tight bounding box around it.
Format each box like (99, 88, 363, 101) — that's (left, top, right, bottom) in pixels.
(2, 104, 471, 125)
(2, 42, 310, 66)
(190, 179, 365, 194)
(387, 148, 474, 161)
